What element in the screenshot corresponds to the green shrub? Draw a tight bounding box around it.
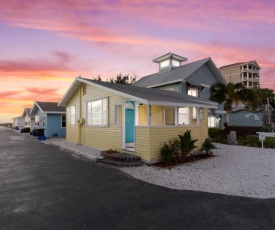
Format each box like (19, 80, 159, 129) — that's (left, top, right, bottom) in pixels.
(21, 127, 30, 133)
(238, 135, 260, 147)
(261, 126, 273, 132)
(212, 135, 227, 144)
(178, 130, 198, 159)
(202, 138, 215, 150)
(264, 137, 275, 148)
(160, 140, 179, 164)
(208, 128, 223, 139)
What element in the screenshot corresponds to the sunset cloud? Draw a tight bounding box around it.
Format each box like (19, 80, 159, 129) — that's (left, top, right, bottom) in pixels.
(0, 0, 274, 122)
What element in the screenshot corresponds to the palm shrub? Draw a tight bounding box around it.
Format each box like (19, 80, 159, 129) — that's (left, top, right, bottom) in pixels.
(178, 130, 198, 159)
(160, 140, 179, 164)
(202, 138, 215, 150)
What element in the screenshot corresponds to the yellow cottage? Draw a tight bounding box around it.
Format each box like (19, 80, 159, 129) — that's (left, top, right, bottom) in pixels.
(59, 77, 218, 164)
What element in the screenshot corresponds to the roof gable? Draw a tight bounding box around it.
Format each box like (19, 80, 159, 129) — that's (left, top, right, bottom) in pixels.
(30, 101, 65, 116)
(134, 57, 226, 88)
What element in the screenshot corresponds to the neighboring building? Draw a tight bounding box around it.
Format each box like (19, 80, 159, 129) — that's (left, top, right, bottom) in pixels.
(29, 101, 66, 137)
(219, 61, 260, 88)
(22, 108, 34, 131)
(134, 52, 227, 128)
(59, 77, 218, 164)
(12, 116, 25, 130)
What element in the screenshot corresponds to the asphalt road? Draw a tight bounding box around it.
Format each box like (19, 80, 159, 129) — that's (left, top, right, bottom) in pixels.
(0, 126, 274, 230)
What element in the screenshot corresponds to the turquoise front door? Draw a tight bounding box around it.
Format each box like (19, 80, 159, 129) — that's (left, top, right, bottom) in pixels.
(125, 102, 135, 143)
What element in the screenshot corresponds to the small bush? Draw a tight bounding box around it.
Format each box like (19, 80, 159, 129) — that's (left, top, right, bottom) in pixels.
(264, 137, 275, 148)
(238, 135, 260, 147)
(212, 135, 227, 144)
(21, 127, 30, 133)
(208, 128, 223, 139)
(160, 140, 179, 164)
(202, 138, 215, 150)
(178, 130, 198, 159)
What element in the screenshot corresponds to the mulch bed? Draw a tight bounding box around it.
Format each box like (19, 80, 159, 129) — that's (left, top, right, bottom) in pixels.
(152, 154, 216, 169)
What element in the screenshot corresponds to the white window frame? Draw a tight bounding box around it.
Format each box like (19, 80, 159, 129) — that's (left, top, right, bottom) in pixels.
(172, 59, 180, 67)
(87, 98, 108, 127)
(178, 107, 189, 125)
(160, 59, 170, 68)
(35, 115, 39, 126)
(61, 115, 66, 128)
(70, 105, 76, 126)
(188, 88, 198, 97)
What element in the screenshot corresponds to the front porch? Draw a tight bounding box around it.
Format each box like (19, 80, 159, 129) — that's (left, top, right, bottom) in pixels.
(119, 101, 209, 163)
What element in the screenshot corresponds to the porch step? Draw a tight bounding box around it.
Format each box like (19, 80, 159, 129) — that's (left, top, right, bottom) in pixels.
(100, 152, 143, 167)
(100, 158, 143, 167)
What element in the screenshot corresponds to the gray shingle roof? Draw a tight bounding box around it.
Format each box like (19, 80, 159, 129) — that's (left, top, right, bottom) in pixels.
(82, 78, 217, 107)
(36, 102, 65, 112)
(133, 58, 210, 87)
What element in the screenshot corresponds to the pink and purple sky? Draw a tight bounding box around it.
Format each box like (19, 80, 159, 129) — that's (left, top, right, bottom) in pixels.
(0, 0, 274, 123)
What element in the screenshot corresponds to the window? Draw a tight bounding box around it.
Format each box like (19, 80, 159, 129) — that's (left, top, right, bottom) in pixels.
(187, 88, 198, 97)
(42, 116, 45, 127)
(208, 116, 216, 127)
(70, 105, 76, 125)
(160, 59, 169, 68)
(87, 98, 108, 126)
(35, 115, 39, 126)
(61, 115, 66, 127)
(178, 107, 189, 125)
(172, 60, 180, 67)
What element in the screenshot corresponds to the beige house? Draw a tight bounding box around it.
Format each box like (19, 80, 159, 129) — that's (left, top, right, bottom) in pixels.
(219, 61, 260, 88)
(59, 77, 218, 164)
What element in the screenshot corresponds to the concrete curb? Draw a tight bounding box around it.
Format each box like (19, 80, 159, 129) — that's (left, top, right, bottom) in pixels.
(50, 142, 103, 163)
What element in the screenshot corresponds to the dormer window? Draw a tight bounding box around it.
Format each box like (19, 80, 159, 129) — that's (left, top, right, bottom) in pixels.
(160, 59, 170, 68)
(153, 53, 188, 73)
(172, 60, 180, 67)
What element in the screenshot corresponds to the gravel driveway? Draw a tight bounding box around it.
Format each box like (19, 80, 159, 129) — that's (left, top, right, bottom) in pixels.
(121, 144, 275, 199)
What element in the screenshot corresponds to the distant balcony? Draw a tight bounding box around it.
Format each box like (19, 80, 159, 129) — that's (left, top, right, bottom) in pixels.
(241, 77, 248, 81)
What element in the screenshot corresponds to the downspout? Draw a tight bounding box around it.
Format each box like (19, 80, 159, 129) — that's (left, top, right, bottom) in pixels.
(79, 86, 82, 145)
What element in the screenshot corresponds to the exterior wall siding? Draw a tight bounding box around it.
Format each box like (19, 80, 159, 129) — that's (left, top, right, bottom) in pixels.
(138, 105, 147, 125)
(66, 88, 80, 144)
(46, 114, 66, 137)
(151, 105, 164, 126)
(186, 63, 222, 100)
(66, 83, 125, 149)
(220, 66, 241, 83)
(135, 108, 209, 163)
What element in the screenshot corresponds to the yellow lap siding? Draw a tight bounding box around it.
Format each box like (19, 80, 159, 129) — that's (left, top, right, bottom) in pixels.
(135, 127, 150, 161)
(148, 126, 203, 162)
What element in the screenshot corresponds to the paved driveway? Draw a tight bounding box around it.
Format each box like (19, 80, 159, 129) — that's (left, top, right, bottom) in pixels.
(0, 127, 274, 230)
